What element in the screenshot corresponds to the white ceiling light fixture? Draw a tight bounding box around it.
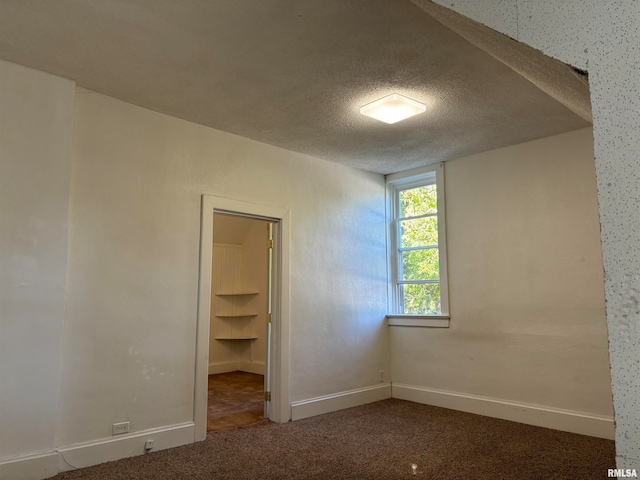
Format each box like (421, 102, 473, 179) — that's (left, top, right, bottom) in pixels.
(360, 93, 426, 124)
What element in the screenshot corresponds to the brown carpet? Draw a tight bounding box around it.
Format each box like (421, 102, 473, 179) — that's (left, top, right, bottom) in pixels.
(207, 371, 264, 432)
(52, 399, 614, 479)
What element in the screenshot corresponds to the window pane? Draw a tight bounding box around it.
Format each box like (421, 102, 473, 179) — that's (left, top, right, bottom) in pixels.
(401, 283, 441, 315)
(399, 184, 437, 218)
(400, 217, 438, 248)
(400, 248, 439, 281)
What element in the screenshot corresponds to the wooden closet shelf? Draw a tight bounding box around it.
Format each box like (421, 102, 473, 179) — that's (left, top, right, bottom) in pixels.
(214, 336, 258, 340)
(215, 291, 259, 296)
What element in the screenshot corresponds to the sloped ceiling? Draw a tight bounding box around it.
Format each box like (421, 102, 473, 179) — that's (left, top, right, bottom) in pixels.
(0, 0, 590, 174)
(213, 215, 255, 245)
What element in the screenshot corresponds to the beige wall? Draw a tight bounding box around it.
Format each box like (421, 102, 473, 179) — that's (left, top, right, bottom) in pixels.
(432, 0, 640, 467)
(0, 68, 388, 471)
(0, 61, 75, 462)
(391, 128, 613, 417)
(57, 89, 389, 446)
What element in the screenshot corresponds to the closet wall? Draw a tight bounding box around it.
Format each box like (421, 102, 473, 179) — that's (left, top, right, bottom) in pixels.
(209, 217, 268, 375)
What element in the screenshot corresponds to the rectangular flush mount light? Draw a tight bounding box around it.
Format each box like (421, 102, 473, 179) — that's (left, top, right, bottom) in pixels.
(360, 93, 426, 124)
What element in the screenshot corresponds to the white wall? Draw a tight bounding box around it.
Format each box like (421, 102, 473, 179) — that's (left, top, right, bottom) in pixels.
(56, 90, 388, 448)
(428, 0, 640, 468)
(0, 61, 75, 471)
(391, 128, 613, 434)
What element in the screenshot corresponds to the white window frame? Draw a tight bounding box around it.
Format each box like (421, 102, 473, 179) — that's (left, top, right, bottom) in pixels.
(386, 163, 450, 328)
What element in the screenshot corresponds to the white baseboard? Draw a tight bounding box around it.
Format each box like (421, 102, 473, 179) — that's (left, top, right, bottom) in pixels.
(0, 451, 58, 480)
(208, 361, 239, 374)
(392, 383, 614, 439)
(237, 361, 265, 375)
(56, 422, 194, 473)
(208, 361, 265, 375)
(291, 384, 391, 421)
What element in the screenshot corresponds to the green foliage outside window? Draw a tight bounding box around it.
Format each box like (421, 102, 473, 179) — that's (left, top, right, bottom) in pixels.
(402, 284, 441, 315)
(399, 184, 437, 217)
(398, 185, 441, 314)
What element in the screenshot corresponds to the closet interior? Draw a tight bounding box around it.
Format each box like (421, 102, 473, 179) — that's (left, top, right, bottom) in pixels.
(208, 213, 269, 431)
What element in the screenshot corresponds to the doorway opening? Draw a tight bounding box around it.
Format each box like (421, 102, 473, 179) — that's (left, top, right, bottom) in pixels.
(195, 195, 291, 442)
(207, 213, 272, 431)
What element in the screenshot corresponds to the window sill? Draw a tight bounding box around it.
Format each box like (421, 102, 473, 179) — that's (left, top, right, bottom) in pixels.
(386, 315, 450, 328)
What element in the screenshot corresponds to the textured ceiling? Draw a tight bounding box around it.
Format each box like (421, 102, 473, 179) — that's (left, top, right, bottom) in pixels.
(0, 0, 590, 174)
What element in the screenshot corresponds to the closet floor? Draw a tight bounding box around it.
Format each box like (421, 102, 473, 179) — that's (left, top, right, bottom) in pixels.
(207, 371, 265, 432)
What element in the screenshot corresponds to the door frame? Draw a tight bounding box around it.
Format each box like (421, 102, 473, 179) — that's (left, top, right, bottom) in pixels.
(194, 195, 291, 441)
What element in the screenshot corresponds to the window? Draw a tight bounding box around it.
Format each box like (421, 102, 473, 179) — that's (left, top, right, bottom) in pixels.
(386, 163, 449, 322)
